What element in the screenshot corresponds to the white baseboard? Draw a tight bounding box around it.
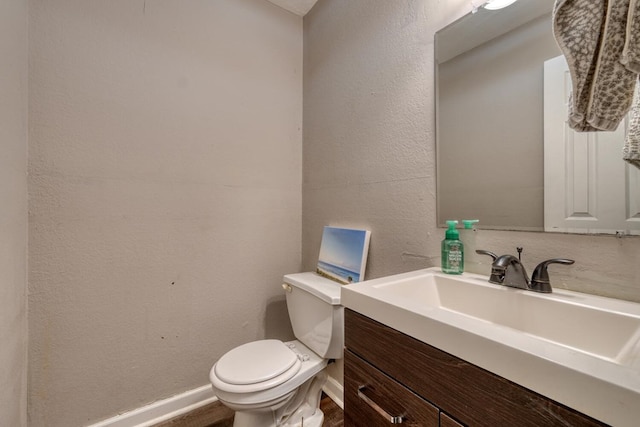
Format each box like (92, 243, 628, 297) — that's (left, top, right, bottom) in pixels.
(322, 374, 344, 409)
(87, 385, 217, 427)
(87, 374, 343, 427)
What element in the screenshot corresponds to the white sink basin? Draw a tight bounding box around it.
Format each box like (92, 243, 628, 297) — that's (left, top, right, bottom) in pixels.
(342, 267, 640, 427)
(371, 271, 640, 363)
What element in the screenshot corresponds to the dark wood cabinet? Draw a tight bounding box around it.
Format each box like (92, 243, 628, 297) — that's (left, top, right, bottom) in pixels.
(344, 309, 607, 427)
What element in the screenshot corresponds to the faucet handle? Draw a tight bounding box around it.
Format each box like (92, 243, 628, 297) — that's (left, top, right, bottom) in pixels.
(475, 250, 501, 282)
(530, 259, 575, 293)
(475, 249, 498, 261)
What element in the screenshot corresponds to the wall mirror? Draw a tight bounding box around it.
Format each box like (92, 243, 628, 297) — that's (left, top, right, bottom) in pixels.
(435, 0, 640, 235)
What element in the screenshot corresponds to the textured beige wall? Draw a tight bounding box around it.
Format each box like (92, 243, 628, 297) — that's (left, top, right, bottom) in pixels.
(28, 0, 301, 425)
(304, 0, 464, 279)
(0, 0, 28, 426)
(303, 1, 640, 296)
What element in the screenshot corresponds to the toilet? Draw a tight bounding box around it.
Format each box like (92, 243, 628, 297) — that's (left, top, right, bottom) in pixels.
(210, 272, 343, 427)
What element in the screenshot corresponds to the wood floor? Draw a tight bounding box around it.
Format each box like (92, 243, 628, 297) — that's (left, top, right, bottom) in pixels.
(153, 394, 343, 427)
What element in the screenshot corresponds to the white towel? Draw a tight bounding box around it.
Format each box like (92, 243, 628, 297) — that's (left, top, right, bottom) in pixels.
(623, 80, 640, 169)
(553, 0, 638, 132)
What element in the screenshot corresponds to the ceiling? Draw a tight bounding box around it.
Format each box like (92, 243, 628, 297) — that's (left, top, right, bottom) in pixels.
(265, 0, 319, 16)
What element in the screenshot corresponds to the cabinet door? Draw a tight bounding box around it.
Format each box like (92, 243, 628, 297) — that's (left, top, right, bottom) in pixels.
(344, 349, 439, 427)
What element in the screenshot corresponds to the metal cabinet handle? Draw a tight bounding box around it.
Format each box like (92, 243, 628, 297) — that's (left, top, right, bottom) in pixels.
(357, 385, 405, 424)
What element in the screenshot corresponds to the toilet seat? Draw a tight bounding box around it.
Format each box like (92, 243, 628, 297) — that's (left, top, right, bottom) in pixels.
(212, 340, 302, 393)
(210, 340, 327, 407)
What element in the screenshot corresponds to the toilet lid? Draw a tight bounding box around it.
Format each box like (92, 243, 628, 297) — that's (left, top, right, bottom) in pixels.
(214, 340, 300, 386)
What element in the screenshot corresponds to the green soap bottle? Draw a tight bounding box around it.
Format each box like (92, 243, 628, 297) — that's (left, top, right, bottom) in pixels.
(441, 220, 464, 274)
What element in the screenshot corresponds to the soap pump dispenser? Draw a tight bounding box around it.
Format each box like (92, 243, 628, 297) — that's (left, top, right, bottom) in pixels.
(460, 219, 479, 273)
(442, 220, 464, 274)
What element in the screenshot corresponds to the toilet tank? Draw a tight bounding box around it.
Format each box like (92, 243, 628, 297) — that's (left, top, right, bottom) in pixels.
(283, 272, 344, 359)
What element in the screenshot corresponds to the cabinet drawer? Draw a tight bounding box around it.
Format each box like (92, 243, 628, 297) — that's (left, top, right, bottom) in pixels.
(344, 349, 439, 427)
(345, 309, 606, 427)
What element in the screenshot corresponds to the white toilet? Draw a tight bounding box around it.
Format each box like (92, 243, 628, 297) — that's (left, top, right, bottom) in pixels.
(210, 272, 343, 427)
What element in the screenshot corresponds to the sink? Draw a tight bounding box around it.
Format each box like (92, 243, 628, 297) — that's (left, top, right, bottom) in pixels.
(371, 270, 640, 363)
(341, 267, 640, 426)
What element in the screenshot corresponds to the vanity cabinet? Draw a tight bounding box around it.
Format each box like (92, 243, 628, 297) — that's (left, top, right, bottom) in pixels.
(344, 309, 606, 427)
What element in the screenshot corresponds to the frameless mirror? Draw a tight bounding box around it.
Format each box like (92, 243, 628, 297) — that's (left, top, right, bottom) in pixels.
(435, 0, 640, 235)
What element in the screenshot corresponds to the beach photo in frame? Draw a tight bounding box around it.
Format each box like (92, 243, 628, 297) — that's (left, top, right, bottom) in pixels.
(316, 226, 371, 284)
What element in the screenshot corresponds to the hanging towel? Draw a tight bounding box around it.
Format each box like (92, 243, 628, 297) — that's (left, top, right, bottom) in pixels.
(623, 80, 640, 169)
(587, 0, 638, 130)
(553, 0, 608, 132)
(553, 0, 638, 132)
(621, 0, 640, 72)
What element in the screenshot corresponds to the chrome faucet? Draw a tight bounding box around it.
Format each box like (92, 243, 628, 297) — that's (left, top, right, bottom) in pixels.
(476, 249, 574, 293)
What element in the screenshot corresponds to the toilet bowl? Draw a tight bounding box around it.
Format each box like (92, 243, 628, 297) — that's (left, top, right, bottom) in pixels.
(210, 340, 327, 426)
(210, 273, 343, 427)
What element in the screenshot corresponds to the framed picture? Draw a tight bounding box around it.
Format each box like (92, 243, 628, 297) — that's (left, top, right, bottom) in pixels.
(316, 226, 371, 284)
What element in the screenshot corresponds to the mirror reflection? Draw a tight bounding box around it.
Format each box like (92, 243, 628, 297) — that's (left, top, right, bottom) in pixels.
(436, 0, 640, 234)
